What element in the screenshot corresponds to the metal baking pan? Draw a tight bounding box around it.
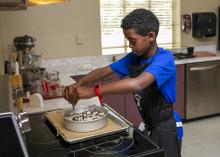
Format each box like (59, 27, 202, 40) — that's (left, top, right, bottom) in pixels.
(45, 104, 130, 144)
(63, 106, 108, 132)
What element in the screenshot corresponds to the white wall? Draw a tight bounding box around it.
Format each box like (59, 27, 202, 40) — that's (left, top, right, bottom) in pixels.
(180, 0, 220, 47)
(1, 0, 220, 68)
(0, 0, 102, 60)
(0, 15, 3, 74)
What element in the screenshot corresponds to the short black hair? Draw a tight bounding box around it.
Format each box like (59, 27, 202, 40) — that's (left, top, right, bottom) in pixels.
(120, 8, 159, 36)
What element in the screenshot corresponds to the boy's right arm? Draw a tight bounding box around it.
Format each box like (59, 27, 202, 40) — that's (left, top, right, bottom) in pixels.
(64, 66, 113, 104)
(77, 66, 113, 86)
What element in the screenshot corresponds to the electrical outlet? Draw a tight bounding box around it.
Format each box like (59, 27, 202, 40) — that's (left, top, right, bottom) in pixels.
(76, 33, 84, 45)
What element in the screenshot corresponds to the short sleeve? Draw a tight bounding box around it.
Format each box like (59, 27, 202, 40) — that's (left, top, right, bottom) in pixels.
(145, 51, 176, 88)
(109, 53, 137, 78)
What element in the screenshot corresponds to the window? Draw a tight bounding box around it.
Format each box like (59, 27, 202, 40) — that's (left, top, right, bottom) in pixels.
(100, 0, 178, 55)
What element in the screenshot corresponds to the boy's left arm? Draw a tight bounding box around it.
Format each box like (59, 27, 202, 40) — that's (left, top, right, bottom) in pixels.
(76, 72, 155, 100)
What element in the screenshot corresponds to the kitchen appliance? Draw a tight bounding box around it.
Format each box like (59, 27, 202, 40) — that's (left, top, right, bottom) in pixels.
(13, 35, 40, 68)
(26, 107, 165, 157)
(192, 12, 217, 38)
(14, 35, 35, 51)
(0, 112, 29, 157)
(186, 60, 220, 119)
(13, 35, 46, 93)
(0, 74, 32, 133)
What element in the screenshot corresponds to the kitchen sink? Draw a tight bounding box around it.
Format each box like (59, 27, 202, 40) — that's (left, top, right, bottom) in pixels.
(173, 53, 196, 60)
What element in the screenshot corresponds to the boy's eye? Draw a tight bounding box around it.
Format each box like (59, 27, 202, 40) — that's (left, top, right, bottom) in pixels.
(129, 40, 136, 45)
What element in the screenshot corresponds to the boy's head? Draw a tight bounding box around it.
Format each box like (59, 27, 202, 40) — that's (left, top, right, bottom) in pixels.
(121, 9, 159, 36)
(120, 9, 160, 56)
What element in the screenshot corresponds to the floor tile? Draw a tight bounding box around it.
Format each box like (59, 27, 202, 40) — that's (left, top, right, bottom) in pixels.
(182, 116, 220, 157)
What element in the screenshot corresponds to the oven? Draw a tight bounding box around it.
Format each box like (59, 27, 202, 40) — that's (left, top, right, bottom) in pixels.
(0, 112, 29, 157)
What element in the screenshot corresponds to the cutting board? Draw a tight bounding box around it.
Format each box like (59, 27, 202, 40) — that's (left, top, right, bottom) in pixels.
(45, 110, 125, 143)
(194, 51, 216, 57)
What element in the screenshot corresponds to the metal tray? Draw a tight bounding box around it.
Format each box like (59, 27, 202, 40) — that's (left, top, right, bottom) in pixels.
(45, 104, 130, 144)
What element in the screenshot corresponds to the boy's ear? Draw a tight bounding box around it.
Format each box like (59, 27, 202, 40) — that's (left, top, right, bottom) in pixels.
(146, 32, 156, 42)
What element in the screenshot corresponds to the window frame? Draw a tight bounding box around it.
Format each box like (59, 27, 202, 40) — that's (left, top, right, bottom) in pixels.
(100, 0, 180, 55)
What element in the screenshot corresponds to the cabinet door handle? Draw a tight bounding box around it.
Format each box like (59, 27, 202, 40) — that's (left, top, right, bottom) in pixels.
(190, 64, 220, 71)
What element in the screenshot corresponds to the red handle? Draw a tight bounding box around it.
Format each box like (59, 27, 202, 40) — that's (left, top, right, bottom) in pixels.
(93, 85, 103, 104)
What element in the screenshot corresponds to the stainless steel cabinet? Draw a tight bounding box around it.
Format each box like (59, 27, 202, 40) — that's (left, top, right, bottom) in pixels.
(186, 61, 220, 119)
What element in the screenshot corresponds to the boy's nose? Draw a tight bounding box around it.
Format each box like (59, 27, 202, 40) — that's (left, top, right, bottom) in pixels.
(129, 44, 133, 49)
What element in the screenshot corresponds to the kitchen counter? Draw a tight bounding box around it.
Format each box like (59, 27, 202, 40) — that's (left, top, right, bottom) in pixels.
(24, 97, 100, 114)
(175, 51, 220, 65)
(29, 49, 220, 115)
(41, 50, 220, 78)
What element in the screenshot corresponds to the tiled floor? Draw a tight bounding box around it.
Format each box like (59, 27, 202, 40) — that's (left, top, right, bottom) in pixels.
(182, 116, 220, 157)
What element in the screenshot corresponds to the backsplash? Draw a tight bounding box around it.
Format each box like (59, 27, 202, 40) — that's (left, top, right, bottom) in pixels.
(41, 44, 218, 85)
(41, 54, 126, 85)
(194, 44, 217, 52)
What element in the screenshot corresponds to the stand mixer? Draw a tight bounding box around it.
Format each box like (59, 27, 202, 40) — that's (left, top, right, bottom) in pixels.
(13, 35, 46, 94)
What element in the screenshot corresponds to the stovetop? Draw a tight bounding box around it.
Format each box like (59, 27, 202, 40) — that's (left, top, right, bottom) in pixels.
(25, 113, 164, 157)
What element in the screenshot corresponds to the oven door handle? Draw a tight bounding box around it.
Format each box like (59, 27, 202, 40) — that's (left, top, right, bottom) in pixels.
(190, 64, 220, 71)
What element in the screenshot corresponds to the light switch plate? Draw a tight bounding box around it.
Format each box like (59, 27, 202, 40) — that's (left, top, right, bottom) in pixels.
(76, 33, 84, 45)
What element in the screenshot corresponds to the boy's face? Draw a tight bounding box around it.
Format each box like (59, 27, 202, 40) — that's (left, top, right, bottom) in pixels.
(123, 28, 154, 56)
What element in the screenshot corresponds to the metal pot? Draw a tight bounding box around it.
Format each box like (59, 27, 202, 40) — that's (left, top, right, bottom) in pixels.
(21, 67, 40, 82)
(63, 106, 108, 132)
(21, 67, 46, 81)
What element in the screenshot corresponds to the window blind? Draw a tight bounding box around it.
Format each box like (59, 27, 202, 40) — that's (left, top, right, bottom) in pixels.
(100, 0, 174, 55)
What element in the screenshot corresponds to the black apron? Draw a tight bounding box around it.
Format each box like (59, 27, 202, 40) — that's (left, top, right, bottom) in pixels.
(129, 62, 181, 157)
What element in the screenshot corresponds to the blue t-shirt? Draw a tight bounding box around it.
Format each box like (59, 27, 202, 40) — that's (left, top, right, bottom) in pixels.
(109, 47, 176, 104)
(109, 48, 183, 140)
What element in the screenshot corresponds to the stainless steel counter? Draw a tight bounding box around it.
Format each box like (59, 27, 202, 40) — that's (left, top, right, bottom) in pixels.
(175, 54, 220, 65)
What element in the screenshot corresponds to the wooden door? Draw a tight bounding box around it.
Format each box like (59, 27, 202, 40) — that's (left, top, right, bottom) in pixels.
(174, 64, 185, 118)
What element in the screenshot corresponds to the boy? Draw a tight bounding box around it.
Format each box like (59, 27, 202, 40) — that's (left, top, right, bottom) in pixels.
(64, 9, 181, 157)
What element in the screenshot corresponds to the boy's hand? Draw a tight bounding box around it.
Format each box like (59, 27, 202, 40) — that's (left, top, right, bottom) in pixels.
(63, 83, 79, 104)
(76, 87, 96, 99)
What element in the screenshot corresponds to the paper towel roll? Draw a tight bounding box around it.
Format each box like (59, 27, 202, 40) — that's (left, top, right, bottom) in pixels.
(29, 93, 44, 108)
